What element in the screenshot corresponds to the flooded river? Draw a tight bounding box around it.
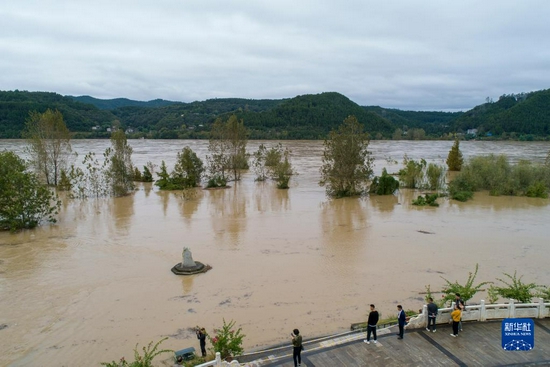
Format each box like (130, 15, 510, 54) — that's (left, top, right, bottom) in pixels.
(0, 140, 549, 366)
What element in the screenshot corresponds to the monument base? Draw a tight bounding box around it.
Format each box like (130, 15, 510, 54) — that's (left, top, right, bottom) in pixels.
(171, 261, 211, 275)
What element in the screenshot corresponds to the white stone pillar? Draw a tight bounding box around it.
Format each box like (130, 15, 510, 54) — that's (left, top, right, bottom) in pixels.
(509, 299, 515, 318)
(480, 300, 486, 322)
(422, 304, 428, 326)
(538, 298, 545, 319)
(215, 352, 222, 366)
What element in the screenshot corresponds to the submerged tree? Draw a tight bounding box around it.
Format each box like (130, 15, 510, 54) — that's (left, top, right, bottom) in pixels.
(104, 130, 135, 197)
(252, 144, 269, 181)
(173, 146, 204, 188)
(319, 115, 374, 198)
(270, 145, 295, 189)
(446, 137, 464, 171)
(206, 115, 248, 186)
(398, 156, 426, 189)
(0, 151, 60, 231)
(23, 109, 72, 186)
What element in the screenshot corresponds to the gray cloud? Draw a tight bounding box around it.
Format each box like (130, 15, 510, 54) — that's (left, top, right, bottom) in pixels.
(1, 0, 550, 111)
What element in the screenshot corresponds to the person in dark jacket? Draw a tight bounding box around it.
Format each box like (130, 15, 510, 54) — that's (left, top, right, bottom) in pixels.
(455, 293, 465, 331)
(363, 304, 379, 344)
(196, 327, 207, 357)
(291, 328, 303, 367)
(426, 298, 438, 332)
(397, 305, 406, 339)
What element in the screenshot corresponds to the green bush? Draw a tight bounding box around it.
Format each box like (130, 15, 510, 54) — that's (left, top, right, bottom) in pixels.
(493, 271, 538, 303)
(206, 175, 227, 188)
(412, 193, 439, 206)
(207, 319, 245, 360)
(440, 264, 491, 305)
(369, 168, 399, 195)
(525, 181, 548, 198)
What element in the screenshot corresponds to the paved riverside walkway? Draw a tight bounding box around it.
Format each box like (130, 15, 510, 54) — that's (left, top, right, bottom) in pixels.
(240, 319, 550, 367)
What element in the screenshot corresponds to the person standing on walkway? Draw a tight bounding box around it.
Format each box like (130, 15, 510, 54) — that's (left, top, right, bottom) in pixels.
(291, 328, 303, 367)
(426, 298, 438, 332)
(196, 327, 207, 357)
(397, 305, 406, 339)
(450, 305, 462, 337)
(363, 304, 379, 344)
(455, 293, 465, 331)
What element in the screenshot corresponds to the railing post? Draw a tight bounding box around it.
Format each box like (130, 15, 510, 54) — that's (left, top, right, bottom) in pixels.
(509, 299, 515, 318)
(422, 304, 428, 327)
(480, 300, 486, 321)
(539, 298, 545, 319)
(215, 352, 222, 367)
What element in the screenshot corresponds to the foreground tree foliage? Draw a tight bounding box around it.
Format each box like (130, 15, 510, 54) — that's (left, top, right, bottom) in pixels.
(0, 151, 60, 231)
(446, 137, 464, 171)
(319, 115, 374, 198)
(23, 109, 72, 186)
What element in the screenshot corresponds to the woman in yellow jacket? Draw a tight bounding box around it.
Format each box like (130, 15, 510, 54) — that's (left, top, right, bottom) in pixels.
(450, 305, 462, 337)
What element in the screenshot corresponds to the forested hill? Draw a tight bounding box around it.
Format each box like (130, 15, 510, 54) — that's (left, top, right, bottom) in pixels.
(2, 89, 550, 139)
(450, 89, 550, 137)
(231, 92, 394, 139)
(0, 91, 115, 138)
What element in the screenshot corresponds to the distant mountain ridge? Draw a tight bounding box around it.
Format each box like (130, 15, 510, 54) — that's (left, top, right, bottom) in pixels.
(1, 88, 549, 139)
(68, 95, 179, 110)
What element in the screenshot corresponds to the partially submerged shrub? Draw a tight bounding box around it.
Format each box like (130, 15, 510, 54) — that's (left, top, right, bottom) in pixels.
(369, 168, 399, 195)
(412, 193, 439, 207)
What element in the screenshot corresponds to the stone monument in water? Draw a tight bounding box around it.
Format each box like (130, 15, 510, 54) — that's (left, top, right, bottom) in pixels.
(171, 247, 211, 275)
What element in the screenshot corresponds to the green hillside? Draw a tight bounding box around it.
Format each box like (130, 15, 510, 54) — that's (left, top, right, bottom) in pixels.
(0, 90, 116, 138)
(233, 92, 394, 139)
(2, 88, 550, 140)
(451, 89, 550, 138)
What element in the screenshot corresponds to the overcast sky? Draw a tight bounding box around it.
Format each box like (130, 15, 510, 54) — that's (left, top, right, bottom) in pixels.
(1, 1, 550, 111)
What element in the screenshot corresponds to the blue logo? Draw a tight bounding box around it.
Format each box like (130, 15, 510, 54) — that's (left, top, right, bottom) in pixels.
(501, 318, 534, 351)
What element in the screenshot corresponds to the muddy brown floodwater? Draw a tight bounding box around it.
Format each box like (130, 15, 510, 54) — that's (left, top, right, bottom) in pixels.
(1, 140, 549, 366)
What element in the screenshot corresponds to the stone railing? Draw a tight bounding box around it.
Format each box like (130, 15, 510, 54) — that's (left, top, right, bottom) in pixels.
(406, 298, 550, 329)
